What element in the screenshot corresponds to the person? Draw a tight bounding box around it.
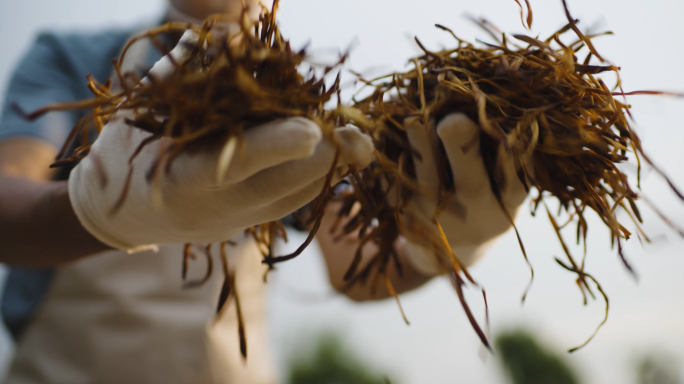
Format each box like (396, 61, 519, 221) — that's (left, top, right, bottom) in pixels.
(0, 0, 529, 383)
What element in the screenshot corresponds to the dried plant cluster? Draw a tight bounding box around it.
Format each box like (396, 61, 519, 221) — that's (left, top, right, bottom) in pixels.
(19, 1, 352, 358)
(330, 1, 683, 351)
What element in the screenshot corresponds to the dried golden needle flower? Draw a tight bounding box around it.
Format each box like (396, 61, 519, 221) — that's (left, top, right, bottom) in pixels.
(16, 1, 355, 358)
(333, 1, 684, 352)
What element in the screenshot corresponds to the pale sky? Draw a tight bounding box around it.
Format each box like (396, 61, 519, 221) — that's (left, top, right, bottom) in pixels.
(1, 1, 684, 383)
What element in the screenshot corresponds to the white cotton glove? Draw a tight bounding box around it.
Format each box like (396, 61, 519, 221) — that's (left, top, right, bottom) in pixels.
(68, 32, 374, 253)
(398, 113, 532, 276)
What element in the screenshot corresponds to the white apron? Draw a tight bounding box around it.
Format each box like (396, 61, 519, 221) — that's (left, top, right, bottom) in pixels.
(3, 238, 276, 384)
(2, 30, 276, 384)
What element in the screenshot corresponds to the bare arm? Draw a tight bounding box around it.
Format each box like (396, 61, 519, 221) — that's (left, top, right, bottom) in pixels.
(0, 138, 110, 267)
(316, 202, 432, 302)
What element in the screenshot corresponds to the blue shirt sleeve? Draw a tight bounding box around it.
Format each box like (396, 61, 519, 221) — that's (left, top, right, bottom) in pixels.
(0, 30, 131, 149)
(0, 33, 85, 149)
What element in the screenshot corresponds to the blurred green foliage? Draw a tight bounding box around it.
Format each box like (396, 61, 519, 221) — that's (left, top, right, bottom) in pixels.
(287, 333, 390, 384)
(636, 354, 680, 384)
(496, 330, 580, 384)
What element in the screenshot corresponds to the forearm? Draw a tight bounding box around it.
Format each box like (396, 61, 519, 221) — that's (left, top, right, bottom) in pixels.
(317, 202, 432, 302)
(0, 175, 110, 267)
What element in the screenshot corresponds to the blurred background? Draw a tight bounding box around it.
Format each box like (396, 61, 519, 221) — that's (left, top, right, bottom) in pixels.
(1, 0, 683, 383)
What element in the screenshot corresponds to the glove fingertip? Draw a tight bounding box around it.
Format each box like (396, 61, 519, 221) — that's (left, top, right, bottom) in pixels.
(245, 117, 323, 159)
(403, 116, 423, 132)
(334, 126, 374, 169)
(436, 112, 480, 147)
(282, 117, 323, 157)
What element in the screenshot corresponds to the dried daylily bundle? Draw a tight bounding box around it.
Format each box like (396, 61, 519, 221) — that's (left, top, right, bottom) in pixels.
(332, 1, 683, 351)
(17, 1, 352, 358)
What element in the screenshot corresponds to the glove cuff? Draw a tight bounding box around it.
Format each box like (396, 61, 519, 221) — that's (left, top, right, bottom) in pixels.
(398, 237, 497, 277)
(397, 238, 445, 277)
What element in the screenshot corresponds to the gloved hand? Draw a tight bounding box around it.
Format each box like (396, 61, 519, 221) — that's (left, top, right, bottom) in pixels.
(68, 32, 374, 253)
(397, 113, 532, 276)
